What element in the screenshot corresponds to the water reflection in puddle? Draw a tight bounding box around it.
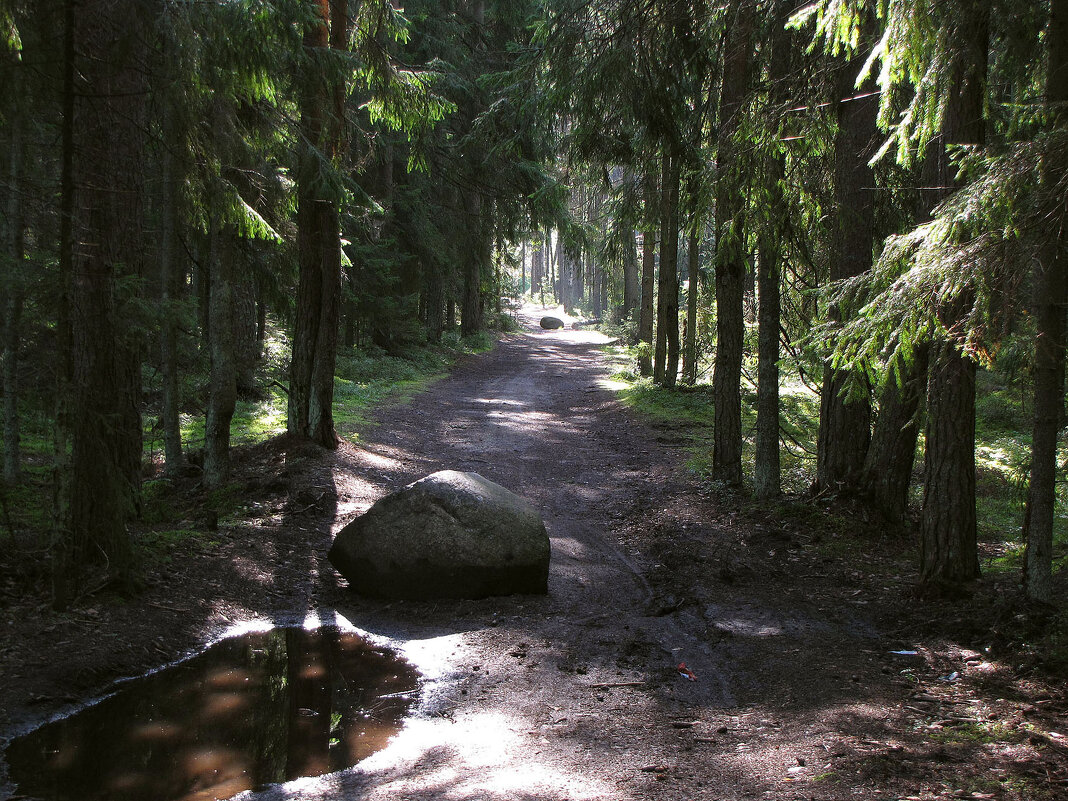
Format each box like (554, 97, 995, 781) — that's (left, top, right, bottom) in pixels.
(6, 626, 420, 801)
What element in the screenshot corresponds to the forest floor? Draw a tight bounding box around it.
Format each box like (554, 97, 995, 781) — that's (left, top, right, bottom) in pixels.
(2, 307, 1068, 801)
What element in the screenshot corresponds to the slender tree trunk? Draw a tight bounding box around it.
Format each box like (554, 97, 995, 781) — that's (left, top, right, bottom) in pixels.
(638, 170, 657, 376)
(2, 89, 24, 484)
(755, 197, 782, 500)
(654, 149, 680, 386)
(712, 0, 755, 485)
(52, 0, 77, 610)
(1024, 0, 1068, 602)
(159, 87, 184, 478)
(664, 161, 681, 385)
(66, 0, 148, 588)
(622, 226, 640, 325)
(682, 227, 700, 385)
(753, 0, 792, 499)
(815, 43, 879, 494)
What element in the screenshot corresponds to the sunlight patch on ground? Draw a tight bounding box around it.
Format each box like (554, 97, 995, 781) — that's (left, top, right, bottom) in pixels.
(597, 375, 631, 391)
(357, 450, 406, 470)
(472, 397, 529, 407)
(358, 713, 611, 800)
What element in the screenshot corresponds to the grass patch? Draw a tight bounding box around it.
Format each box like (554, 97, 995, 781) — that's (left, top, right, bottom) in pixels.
(137, 528, 219, 565)
(611, 362, 819, 494)
(925, 720, 1019, 746)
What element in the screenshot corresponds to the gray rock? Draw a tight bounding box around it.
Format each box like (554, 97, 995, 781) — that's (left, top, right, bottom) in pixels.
(539, 316, 564, 329)
(328, 470, 550, 599)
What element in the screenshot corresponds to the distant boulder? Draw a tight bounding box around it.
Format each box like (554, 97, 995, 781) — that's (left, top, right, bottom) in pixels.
(328, 470, 550, 600)
(539, 316, 565, 329)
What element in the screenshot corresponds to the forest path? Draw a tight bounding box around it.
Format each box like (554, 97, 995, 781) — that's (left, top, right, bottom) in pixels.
(273, 308, 755, 800)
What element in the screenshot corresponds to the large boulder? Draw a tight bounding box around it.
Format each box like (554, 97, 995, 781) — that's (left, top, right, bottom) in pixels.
(328, 470, 550, 600)
(539, 316, 564, 329)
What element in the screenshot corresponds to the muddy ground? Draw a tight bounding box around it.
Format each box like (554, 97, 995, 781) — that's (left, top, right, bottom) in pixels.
(2, 309, 1067, 800)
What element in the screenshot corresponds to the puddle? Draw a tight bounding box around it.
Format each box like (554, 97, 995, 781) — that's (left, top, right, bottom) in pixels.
(5, 626, 420, 801)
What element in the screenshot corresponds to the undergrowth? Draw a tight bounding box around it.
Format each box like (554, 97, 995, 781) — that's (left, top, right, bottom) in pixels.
(603, 340, 1068, 584)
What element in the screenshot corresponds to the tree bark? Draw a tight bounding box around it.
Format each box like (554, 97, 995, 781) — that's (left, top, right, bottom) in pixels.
(52, 0, 77, 610)
(288, 0, 347, 448)
(681, 227, 700, 385)
(203, 226, 237, 489)
(2, 84, 24, 485)
(654, 149, 680, 387)
(461, 191, 485, 336)
(920, 337, 979, 586)
(815, 43, 879, 494)
(711, 0, 755, 485)
(755, 203, 782, 500)
(753, 0, 792, 499)
(1023, 0, 1068, 602)
(65, 0, 148, 588)
(861, 347, 929, 523)
(159, 64, 184, 477)
(919, 0, 988, 591)
(622, 177, 640, 323)
(637, 170, 657, 376)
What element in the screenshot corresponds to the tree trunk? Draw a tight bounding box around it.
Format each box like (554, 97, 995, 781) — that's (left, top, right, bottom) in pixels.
(654, 149, 680, 387)
(861, 347, 929, 523)
(755, 204, 782, 500)
(753, 0, 792, 499)
(288, 0, 347, 448)
(1023, 0, 1068, 602)
(682, 227, 700, 385)
(920, 337, 979, 586)
(52, 0, 77, 610)
(859, 148, 939, 522)
(234, 263, 259, 396)
(919, 0, 988, 591)
(622, 177, 640, 322)
(159, 81, 185, 478)
(711, 0, 755, 485)
(815, 43, 879, 494)
(622, 226, 639, 325)
(203, 227, 237, 489)
(462, 191, 485, 335)
(638, 170, 657, 376)
(66, 0, 148, 588)
(2, 86, 24, 485)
